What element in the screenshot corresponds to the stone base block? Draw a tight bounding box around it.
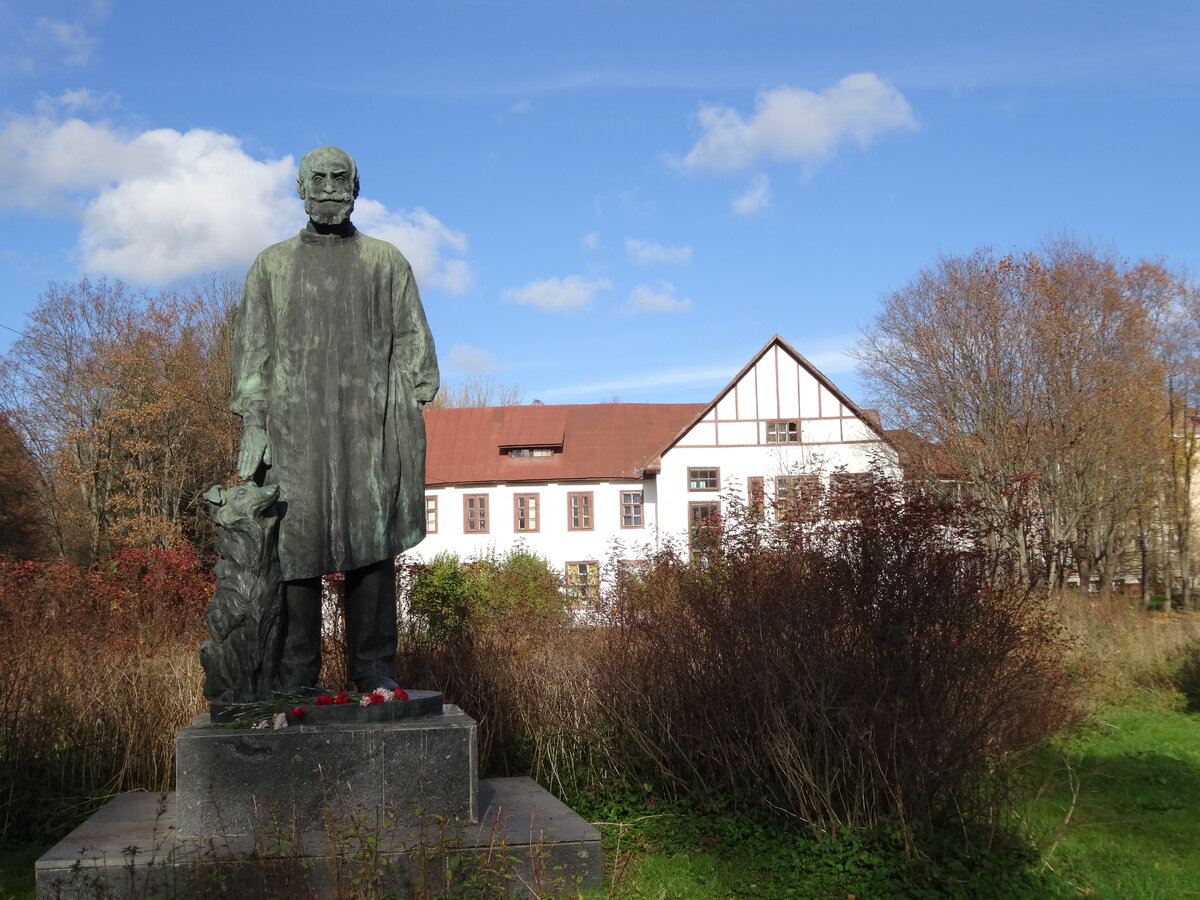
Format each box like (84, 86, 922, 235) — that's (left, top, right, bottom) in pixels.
(175, 706, 477, 836)
(35, 779, 602, 899)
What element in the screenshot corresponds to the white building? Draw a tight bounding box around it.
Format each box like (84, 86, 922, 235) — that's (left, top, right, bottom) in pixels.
(415, 335, 906, 600)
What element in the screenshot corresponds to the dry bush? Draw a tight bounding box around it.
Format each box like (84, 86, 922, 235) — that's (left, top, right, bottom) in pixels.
(394, 481, 1079, 841)
(394, 551, 608, 797)
(595, 480, 1079, 838)
(0, 550, 208, 844)
(1053, 587, 1200, 704)
(397, 619, 607, 795)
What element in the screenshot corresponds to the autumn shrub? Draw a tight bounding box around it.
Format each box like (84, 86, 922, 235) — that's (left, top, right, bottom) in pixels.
(395, 548, 600, 788)
(0, 548, 208, 845)
(394, 480, 1078, 842)
(593, 477, 1079, 840)
(1053, 587, 1200, 705)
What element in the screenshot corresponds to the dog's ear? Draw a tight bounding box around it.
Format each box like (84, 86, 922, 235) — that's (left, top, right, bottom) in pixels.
(202, 485, 225, 506)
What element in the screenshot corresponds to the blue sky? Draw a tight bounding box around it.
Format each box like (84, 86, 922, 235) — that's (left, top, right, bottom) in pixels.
(1, 0, 1197, 410)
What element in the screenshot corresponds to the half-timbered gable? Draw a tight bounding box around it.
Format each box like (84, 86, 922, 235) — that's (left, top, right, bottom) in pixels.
(651, 335, 898, 548)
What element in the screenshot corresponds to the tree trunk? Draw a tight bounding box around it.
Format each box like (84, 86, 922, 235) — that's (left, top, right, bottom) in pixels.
(1181, 542, 1192, 612)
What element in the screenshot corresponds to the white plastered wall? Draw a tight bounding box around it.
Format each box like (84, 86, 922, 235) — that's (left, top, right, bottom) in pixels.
(411, 478, 660, 576)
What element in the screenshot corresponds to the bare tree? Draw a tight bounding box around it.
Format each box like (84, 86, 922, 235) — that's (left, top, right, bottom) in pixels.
(428, 376, 524, 408)
(855, 240, 1171, 595)
(1158, 276, 1200, 609)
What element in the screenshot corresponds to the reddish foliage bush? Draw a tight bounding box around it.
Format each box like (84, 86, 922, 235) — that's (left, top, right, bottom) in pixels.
(0, 546, 210, 644)
(0, 547, 209, 844)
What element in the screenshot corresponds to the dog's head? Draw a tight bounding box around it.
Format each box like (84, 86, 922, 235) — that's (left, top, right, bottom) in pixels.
(203, 482, 281, 521)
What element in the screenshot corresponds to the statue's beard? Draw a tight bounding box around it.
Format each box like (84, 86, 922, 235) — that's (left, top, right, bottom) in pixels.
(305, 196, 354, 226)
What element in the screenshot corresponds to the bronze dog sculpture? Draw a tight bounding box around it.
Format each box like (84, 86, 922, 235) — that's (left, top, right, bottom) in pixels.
(200, 482, 284, 718)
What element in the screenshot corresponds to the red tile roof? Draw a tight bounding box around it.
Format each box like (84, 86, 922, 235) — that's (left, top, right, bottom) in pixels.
(423, 403, 705, 486)
(496, 407, 566, 449)
(883, 429, 962, 477)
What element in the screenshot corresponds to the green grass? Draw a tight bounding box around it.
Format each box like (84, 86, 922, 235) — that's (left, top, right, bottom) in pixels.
(578, 687, 1200, 898)
(582, 798, 1072, 898)
(1023, 687, 1200, 899)
(8, 690, 1198, 898)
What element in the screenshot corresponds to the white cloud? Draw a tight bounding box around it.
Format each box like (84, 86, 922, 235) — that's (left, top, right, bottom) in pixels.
(676, 73, 916, 172)
(801, 348, 856, 375)
(81, 131, 297, 283)
(793, 335, 859, 375)
(35, 17, 96, 67)
(733, 173, 770, 215)
(502, 275, 611, 312)
(35, 88, 114, 115)
(536, 339, 856, 400)
(538, 363, 736, 399)
(353, 200, 473, 295)
(581, 232, 599, 250)
(509, 99, 532, 115)
(448, 343, 497, 374)
(436, 259, 473, 295)
(2, 4, 108, 76)
(625, 238, 692, 265)
(622, 282, 693, 315)
(0, 110, 472, 288)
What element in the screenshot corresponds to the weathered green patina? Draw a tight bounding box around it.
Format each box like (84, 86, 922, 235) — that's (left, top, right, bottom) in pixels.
(230, 148, 439, 582)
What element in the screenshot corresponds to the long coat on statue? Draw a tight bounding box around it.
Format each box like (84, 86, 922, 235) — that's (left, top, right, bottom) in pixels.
(230, 224, 439, 582)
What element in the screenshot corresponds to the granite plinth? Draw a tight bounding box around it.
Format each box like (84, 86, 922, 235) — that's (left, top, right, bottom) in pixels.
(35, 779, 602, 899)
(175, 705, 477, 836)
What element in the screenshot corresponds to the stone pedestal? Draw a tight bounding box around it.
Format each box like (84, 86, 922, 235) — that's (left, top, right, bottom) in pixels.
(35, 779, 602, 899)
(176, 704, 477, 835)
(36, 704, 603, 898)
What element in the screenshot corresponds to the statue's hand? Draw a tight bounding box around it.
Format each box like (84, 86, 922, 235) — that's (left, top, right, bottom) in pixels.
(237, 425, 271, 480)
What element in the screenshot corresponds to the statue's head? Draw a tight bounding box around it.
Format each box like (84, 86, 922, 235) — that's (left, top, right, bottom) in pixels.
(297, 146, 359, 227)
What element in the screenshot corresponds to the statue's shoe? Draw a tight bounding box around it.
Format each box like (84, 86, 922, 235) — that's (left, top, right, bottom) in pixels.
(355, 675, 400, 693)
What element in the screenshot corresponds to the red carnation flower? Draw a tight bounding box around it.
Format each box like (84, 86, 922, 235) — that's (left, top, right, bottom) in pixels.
(368, 692, 385, 704)
(315, 695, 334, 706)
(291, 706, 305, 718)
(334, 691, 350, 704)
(394, 689, 409, 701)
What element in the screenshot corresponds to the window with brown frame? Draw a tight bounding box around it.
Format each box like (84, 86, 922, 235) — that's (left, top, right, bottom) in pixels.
(425, 495, 438, 533)
(513, 493, 539, 532)
(620, 490, 644, 528)
(568, 492, 594, 530)
(829, 472, 871, 518)
(776, 474, 821, 521)
(747, 476, 765, 516)
(565, 561, 600, 606)
(688, 467, 719, 491)
(766, 420, 799, 443)
(464, 493, 489, 533)
(688, 500, 721, 551)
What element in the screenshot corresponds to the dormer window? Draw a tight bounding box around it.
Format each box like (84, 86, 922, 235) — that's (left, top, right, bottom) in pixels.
(507, 447, 555, 458)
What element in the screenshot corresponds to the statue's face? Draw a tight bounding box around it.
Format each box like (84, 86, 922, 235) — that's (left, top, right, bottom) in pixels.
(301, 149, 355, 226)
